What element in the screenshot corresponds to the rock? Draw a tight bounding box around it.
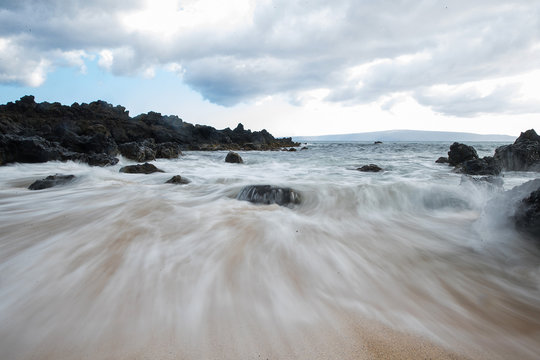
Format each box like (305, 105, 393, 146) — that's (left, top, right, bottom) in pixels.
(288, 148, 297, 152)
(514, 188, 540, 237)
(447, 142, 478, 166)
(119, 162, 164, 174)
(225, 151, 243, 163)
(236, 185, 301, 206)
(0, 134, 65, 165)
(301, 146, 308, 150)
(435, 157, 449, 164)
(86, 154, 119, 166)
(460, 175, 504, 188)
(165, 175, 190, 184)
(460, 156, 501, 175)
(118, 141, 156, 162)
(357, 164, 383, 172)
(494, 129, 540, 171)
(28, 174, 75, 190)
(374, 141, 383, 144)
(155, 142, 182, 158)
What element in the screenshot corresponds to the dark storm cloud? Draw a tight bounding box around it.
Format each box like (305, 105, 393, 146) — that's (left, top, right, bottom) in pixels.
(1, 0, 539, 115)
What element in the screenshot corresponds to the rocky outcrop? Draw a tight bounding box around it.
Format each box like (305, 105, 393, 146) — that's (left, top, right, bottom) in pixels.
(225, 151, 243, 164)
(448, 142, 478, 166)
(435, 157, 449, 164)
(494, 129, 540, 171)
(0, 96, 299, 166)
(165, 175, 190, 184)
(28, 174, 75, 190)
(119, 163, 164, 174)
(236, 185, 301, 206)
(460, 156, 501, 176)
(514, 188, 540, 237)
(357, 164, 383, 172)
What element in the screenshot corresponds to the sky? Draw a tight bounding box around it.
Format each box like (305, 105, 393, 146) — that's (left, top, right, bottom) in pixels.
(0, 0, 539, 137)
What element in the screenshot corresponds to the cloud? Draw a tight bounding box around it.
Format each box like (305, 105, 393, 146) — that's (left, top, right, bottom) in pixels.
(0, 0, 540, 116)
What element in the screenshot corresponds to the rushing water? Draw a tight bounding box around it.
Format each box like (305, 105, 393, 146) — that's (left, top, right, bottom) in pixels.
(0, 142, 539, 359)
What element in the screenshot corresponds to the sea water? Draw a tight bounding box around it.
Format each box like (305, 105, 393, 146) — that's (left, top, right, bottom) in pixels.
(0, 142, 539, 359)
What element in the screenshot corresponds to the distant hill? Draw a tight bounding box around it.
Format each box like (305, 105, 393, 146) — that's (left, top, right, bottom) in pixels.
(294, 130, 516, 143)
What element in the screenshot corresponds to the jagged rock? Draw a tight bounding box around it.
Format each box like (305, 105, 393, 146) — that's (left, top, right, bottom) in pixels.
(165, 175, 190, 184)
(28, 174, 75, 190)
(460, 156, 501, 175)
(118, 141, 156, 162)
(435, 157, 449, 164)
(494, 129, 540, 171)
(155, 142, 181, 158)
(0, 134, 66, 164)
(357, 164, 383, 172)
(119, 162, 164, 174)
(514, 188, 540, 237)
(448, 142, 478, 166)
(236, 185, 301, 206)
(86, 154, 119, 166)
(225, 151, 243, 164)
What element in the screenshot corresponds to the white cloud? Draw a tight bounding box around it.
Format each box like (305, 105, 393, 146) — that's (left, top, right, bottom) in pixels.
(0, 0, 539, 119)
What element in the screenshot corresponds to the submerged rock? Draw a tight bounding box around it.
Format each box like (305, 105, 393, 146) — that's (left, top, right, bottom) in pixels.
(28, 174, 75, 190)
(119, 162, 164, 174)
(494, 129, 540, 171)
(448, 142, 478, 166)
(225, 151, 243, 164)
(237, 185, 301, 206)
(165, 175, 190, 184)
(357, 164, 383, 172)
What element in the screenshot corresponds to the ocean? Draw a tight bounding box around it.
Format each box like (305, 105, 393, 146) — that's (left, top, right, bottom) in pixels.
(0, 141, 539, 359)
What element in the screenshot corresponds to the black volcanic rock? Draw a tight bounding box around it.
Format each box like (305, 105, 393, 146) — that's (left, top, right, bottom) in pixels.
(225, 151, 243, 163)
(28, 174, 75, 190)
(119, 163, 164, 174)
(357, 164, 383, 172)
(435, 156, 449, 164)
(237, 185, 301, 206)
(448, 142, 478, 166)
(494, 129, 540, 171)
(165, 175, 190, 184)
(515, 188, 540, 237)
(460, 156, 501, 176)
(0, 96, 299, 166)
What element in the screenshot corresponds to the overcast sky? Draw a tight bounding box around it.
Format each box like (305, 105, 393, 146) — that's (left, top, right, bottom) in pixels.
(0, 0, 539, 136)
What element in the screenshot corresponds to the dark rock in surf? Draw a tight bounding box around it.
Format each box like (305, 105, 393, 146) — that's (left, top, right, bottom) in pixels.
(0, 134, 66, 165)
(494, 129, 540, 171)
(237, 185, 301, 206)
(357, 164, 383, 172)
(448, 142, 478, 166)
(301, 146, 308, 150)
(225, 151, 243, 164)
(119, 162, 164, 174)
(86, 153, 119, 166)
(374, 141, 383, 144)
(514, 188, 540, 237)
(28, 174, 75, 190)
(435, 156, 449, 164)
(155, 142, 182, 158)
(460, 156, 501, 176)
(118, 141, 156, 162)
(288, 148, 297, 152)
(166, 175, 190, 184)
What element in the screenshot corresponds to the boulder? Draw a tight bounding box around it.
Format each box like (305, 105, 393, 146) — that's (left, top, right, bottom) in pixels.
(86, 154, 119, 167)
(460, 156, 501, 175)
(447, 142, 478, 166)
(165, 175, 190, 184)
(514, 188, 540, 237)
(237, 185, 301, 206)
(118, 141, 156, 162)
(155, 142, 181, 158)
(435, 157, 449, 164)
(374, 141, 383, 144)
(0, 134, 65, 165)
(225, 151, 243, 163)
(28, 174, 75, 190)
(357, 164, 383, 172)
(494, 129, 540, 171)
(119, 162, 164, 174)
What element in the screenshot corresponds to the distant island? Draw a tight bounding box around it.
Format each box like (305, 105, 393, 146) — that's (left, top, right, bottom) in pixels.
(294, 130, 516, 142)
